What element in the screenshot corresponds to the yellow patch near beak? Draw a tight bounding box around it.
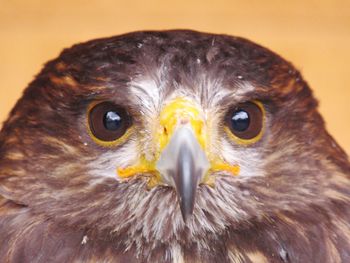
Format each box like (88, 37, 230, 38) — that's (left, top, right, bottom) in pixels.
(157, 97, 207, 152)
(203, 162, 240, 187)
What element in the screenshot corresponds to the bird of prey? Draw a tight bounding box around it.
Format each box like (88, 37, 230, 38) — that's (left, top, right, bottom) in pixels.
(0, 30, 349, 263)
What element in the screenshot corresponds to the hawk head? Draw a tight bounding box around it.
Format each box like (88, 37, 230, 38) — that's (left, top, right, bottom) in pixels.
(0, 30, 349, 260)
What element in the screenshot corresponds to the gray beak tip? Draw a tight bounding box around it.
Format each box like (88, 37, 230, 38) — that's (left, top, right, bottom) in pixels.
(179, 194, 195, 224)
(181, 211, 190, 224)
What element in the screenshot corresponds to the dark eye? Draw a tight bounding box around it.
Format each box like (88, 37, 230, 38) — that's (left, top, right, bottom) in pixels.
(226, 101, 263, 140)
(88, 102, 131, 142)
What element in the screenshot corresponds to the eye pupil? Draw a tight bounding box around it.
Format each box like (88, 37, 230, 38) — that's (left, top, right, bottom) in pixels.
(231, 110, 250, 132)
(103, 111, 122, 131)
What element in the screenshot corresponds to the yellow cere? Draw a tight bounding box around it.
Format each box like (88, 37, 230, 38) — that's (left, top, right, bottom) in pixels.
(157, 97, 207, 152)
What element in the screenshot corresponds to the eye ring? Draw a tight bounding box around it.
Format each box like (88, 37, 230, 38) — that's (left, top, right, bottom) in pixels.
(224, 101, 265, 145)
(87, 101, 132, 147)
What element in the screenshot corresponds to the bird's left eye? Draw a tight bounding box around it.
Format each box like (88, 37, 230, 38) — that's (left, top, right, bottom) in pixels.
(88, 102, 131, 143)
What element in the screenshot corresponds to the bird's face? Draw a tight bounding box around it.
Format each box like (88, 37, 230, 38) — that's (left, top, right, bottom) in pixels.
(86, 81, 265, 222)
(1, 31, 345, 244)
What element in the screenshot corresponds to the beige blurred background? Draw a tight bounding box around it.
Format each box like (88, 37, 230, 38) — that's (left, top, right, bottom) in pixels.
(1, 0, 349, 154)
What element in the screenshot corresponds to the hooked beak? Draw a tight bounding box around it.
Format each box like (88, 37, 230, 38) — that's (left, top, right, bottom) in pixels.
(156, 125, 210, 223)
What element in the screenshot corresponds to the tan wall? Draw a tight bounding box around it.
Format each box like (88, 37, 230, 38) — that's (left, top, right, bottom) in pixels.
(1, 0, 349, 155)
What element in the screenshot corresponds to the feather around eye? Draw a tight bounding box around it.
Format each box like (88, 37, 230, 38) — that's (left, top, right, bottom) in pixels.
(224, 101, 265, 145)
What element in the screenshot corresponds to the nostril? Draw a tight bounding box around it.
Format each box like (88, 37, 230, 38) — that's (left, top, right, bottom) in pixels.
(163, 126, 168, 135)
(180, 118, 190, 125)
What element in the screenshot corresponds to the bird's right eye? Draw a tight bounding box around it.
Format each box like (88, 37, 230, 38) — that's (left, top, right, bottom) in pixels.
(88, 101, 132, 145)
